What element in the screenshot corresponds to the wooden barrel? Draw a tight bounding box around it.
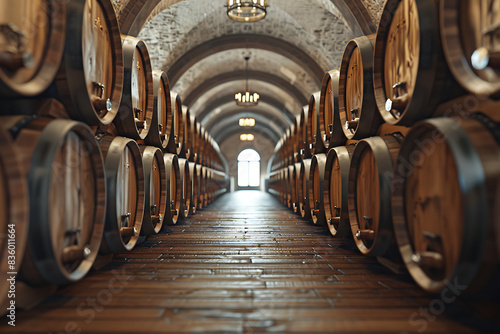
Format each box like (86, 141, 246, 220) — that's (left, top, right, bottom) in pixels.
(7, 117, 105, 285)
(324, 145, 355, 238)
(281, 167, 289, 206)
(299, 158, 312, 220)
(0, 0, 65, 97)
(199, 126, 206, 166)
(190, 116, 199, 163)
(339, 35, 381, 139)
(178, 158, 191, 218)
(374, 0, 462, 125)
(440, 1, 500, 98)
(189, 162, 199, 214)
(0, 128, 28, 307)
(139, 146, 166, 235)
(196, 163, 204, 210)
(309, 153, 327, 225)
(319, 69, 346, 149)
(99, 135, 144, 254)
(163, 153, 181, 225)
(201, 166, 209, 207)
(307, 91, 327, 154)
(348, 134, 403, 256)
(286, 164, 294, 209)
(292, 162, 302, 213)
(392, 116, 500, 293)
(50, 0, 123, 125)
(182, 105, 192, 160)
(299, 105, 311, 160)
(114, 35, 153, 139)
(146, 70, 172, 150)
(171, 92, 185, 156)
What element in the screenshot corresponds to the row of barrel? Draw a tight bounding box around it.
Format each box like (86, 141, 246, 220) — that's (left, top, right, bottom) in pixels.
(268, 0, 500, 297)
(0, 0, 229, 313)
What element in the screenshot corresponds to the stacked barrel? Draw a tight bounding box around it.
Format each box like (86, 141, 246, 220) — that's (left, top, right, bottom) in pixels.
(267, 0, 500, 297)
(0, 0, 228, 311)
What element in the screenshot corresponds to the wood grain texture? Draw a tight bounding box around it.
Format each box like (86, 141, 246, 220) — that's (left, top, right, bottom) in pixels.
(2, 191, 496, 333)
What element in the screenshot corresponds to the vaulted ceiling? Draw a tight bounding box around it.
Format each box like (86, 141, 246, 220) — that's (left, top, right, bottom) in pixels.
(112, 0, 385, 150)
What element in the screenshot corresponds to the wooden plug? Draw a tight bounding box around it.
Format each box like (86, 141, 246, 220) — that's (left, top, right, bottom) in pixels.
(61, 246, 91, 264)
(0, 50, 33, 71)
(120, 226, 137, 238)
(356, 229, 375, 241)
(411, 251, 444, 270)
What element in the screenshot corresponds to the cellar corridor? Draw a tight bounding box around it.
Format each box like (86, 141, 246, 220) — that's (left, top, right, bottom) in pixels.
(2, 191, 497, 333)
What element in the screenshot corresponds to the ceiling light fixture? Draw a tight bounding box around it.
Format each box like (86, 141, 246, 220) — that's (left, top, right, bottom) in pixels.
(240, 134, 255, 141)
(239, 118, 256, 127)
(235, 56, 259, 107)
(226, 0, 268, 22)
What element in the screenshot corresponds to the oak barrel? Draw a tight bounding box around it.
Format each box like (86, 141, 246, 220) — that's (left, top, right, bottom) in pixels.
(99, 135, 144, 253)
(392, 116, 500, 294)
(374, 0, 462, 125)
(348, 134, 403, 257)
(339, 35, 381, 139)
(299, 158, 312, 220)
(196, 163, 204, 210)
(292, 162, 302, 214)
(163, 153, 181, 225)
(0, 0, 65, 97)
(189, 162, 199, 214)
(178, 158, 192, 218)
(182, 105, 192, 160)
(145, 70, 172, 150)
(9, 117, 106, 285)
(307, 91, 326, 154)
(324, 145, 355, 238)
(309, 153, 327, 225)
(299, 105, 311, 160)
(171, 92, 185, 156)
(114, 35, 153, 139)
(319, 69, 346, 149)
(53, 0, 123, 125)
(140, 146, 167, 235)
(0, 128, 28, 306)
(440, 0, 500, 98)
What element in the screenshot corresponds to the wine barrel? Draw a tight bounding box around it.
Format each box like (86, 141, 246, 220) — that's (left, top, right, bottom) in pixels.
(146, 70, 172, 150)
(140, 146, 167, 235)
(99, 135, 144, 253)
(171, 92, 185, 156)
(339, 35, 381, 140)
(440, 1, 500, 98)
(196, 163, 204, 210)
(7, 117, 105, 285)
(163, 153, 181, 225)
(287, 164, 294, 209)
(178, 158, 191, 218)
(392, 116, 500, 294)
(292, 162, 302, 213)
(299, 105, 311, 160)
(319, 69, 346, 149)
(292, 114, 301, 163)
(182, 105, 192, 160)
(188, 162, 198, 214)
(281, 167, 289, 206)
(324, 145, 355, 238)
(348, 134, 403, 257)
(307, 91, 327, 154)
(309, 153, 327, 225)
(50, 0, 123, 125)
(374, 0, 462, 125)
(114, 35, 153, 139)
(299, 158, 312, 220)
(201, 166, 209, 207)
(0, 128, 28, 309)
(0, 1, 65, 97)
(190, 116, 199, 163)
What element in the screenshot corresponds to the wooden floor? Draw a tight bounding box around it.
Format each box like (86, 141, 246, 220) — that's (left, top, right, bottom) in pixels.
(3, 190, 499, 333)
